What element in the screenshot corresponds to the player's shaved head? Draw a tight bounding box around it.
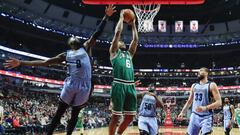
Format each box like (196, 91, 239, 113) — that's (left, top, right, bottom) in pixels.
(67, 36, 81, 50)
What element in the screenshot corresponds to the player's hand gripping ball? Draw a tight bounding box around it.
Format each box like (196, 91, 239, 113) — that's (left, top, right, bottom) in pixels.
(122, 9, 135, 24)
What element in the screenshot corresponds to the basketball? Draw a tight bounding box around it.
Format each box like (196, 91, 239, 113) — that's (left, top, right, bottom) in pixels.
(122, 9, 135, 23)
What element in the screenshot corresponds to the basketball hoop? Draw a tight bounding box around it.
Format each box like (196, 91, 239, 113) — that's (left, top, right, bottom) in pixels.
(83, 0, 206, 32)
(163, 96, 176, 108)
(165, 101, 172, 108)
(133, 4, 161, 33)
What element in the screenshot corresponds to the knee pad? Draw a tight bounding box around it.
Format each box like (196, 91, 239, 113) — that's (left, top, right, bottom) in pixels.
(139, 129, 149, 135)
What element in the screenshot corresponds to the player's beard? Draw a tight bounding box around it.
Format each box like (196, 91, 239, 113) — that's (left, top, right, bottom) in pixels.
(198, 75, 205, 81)
(225, 101, 230, 104)
(70, 44, 81, 50)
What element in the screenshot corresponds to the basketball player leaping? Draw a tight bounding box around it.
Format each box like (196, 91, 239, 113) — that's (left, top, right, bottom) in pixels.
(138, 84, 164, 135)
(4, 5, 116, 135)
(178, 67, 222, 135)
(109, 10, 138, 135)
(223, 97, 235, 135)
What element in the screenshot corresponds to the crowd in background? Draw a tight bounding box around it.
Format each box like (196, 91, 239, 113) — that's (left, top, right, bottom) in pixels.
(0, 84, 112, 134)
(1, 75, 240, 134)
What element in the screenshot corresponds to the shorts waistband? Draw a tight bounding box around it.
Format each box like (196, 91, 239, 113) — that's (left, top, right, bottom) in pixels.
(193, 112, 213, 117)
(66, 76, 91, 81)
(139, 115, 156, 118)
(113, 78, 135, 85)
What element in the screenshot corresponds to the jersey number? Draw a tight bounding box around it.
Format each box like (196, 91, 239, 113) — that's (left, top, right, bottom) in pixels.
(195, 93, 203, 101)
(76, 60, 81, 68)
(144, 103, 152, 110)
(126, 59, 131, 68)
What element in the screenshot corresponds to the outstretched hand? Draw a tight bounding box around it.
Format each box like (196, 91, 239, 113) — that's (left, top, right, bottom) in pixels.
(105, 5, 116, 17)
(3, 57, 21, 69)
(119, 10, 125, 20)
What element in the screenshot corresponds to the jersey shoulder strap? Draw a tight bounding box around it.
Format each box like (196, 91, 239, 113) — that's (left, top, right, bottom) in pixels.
(110, 49, 121, 61)
(142, 93, 148, 98)
(192, 83, 197, 87)
(208, 81, 214, 98)
(192, 83, 197, 91)
(66, 50, 70, 56)
(126, 51, 132, 59)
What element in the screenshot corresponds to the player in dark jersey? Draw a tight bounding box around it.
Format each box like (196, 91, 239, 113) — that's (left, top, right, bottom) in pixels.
(178, 67, 222, 135)
(4, 5, 116, 135)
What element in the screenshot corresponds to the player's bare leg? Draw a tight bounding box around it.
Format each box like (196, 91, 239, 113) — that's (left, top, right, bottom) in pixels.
(116, 115, 134, 134)
(109, 114, 120, 135)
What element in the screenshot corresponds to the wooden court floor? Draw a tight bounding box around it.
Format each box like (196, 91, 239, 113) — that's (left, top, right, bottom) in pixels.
(55, 126, 239, 135)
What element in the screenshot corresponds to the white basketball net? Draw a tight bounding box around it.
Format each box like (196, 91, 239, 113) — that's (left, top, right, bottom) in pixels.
(133, 4, 161, 33)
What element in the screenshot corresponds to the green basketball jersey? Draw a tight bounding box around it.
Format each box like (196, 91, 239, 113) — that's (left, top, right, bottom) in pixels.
(235, 108, 240, 121)
(78, 111, 83, 120)
(76, 111, 84, 128)
(111, 50, 134, 81)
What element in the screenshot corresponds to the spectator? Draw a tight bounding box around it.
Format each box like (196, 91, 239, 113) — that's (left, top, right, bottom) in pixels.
(0, 101, 5, 134)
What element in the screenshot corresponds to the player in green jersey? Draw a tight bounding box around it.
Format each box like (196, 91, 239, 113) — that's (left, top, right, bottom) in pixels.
(108, 10, 138, 135)
(235, 103, 240, 132)
(76, 109, 84, 135)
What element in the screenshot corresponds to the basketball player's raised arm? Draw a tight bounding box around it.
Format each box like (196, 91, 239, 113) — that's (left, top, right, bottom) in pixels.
(109, 12, 124, 56)
(128, 19, 139, 57)
(154, 95, 164, 108)
(84, 5, 116, 50)
(4, 53, 66, 69)
(178, 84, 194, 118)
(205, 83, 222, 110)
